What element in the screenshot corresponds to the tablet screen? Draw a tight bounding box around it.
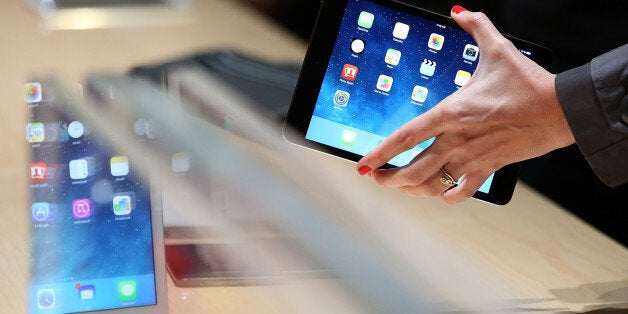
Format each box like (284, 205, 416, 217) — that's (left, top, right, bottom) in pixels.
(304, 0, 505, 193)
(26, 82, 159, 313)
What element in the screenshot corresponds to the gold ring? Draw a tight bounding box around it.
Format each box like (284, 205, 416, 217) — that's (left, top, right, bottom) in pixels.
(439, 167, 457, 187)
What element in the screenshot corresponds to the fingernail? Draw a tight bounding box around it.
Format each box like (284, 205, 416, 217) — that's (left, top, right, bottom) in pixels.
(358, 166, 372, 176)
(452, 5, 467, 14)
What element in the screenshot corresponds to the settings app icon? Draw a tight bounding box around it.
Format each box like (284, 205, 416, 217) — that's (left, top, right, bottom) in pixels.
(333, 90, 350, 107)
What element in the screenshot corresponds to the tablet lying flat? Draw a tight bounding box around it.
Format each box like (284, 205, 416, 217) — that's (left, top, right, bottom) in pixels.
(284, 0, 552, 205)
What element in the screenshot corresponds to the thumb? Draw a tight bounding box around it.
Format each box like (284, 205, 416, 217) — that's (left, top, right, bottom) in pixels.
(450, 5, 503, 49)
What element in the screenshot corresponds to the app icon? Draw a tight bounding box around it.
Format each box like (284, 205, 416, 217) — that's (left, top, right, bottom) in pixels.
(384, 48, 401, 66)
(463, 44, 479, 61)
(455, 70, 472, 86)
(350, 38, 365, 54)
(340, 130, 357, 147)
(333, 90, 350, 107)
(113, 192, 134, 216)
(428, 33, 445, 50)
(393, 22, 409, 39)
(67, 121, 85, 139)
(30, 162, 48, 183)
(341, 64, 358, 81)
(37, 289, 55, 309)
(69, 158, 89, 180)
(419, 59, 436, 77)
(110, 156, 129, 177)
(24, 82, 42, 103)
(72, 198, 92, 219)
(76, 284, 95, 300)
(376, 75, 393, 92)
(357, 11, 374, 29)
(172, 152, 190, 173)
(412, 86, 429, 103)
(118, 281, 137, 301)
(32, 202, 51, 223)
(26, 123, 45, 143)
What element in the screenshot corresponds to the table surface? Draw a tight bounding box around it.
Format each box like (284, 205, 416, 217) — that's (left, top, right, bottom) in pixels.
(1, 0, 627, 313)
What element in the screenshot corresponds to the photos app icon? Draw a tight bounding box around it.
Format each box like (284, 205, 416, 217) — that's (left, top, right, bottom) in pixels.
(428, 33, 445, 50)
(24, 82, 42, 103)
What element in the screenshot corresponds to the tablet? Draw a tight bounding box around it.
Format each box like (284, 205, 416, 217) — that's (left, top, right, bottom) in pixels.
(284, 0, 552, 205)
(26, 80, 167, 313)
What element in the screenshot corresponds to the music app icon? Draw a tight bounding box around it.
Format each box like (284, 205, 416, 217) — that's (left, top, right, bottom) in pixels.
(72, 198, 92, 219)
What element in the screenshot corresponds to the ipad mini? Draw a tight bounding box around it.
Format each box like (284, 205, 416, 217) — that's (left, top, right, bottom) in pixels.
(284, 0, 552, 205)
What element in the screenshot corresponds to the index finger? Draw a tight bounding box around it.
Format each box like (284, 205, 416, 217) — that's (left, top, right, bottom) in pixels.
(356, 106, 444, 174)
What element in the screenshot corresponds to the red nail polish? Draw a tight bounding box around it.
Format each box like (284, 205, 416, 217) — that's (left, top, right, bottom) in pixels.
(358, 166, 372, 176)
(452, 5, 467, 14)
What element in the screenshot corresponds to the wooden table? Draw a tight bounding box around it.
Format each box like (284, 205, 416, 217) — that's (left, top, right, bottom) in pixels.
(1, 0, 626, 312)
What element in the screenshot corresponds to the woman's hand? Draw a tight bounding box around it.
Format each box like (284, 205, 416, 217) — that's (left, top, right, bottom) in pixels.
(356, 5, 575, 204)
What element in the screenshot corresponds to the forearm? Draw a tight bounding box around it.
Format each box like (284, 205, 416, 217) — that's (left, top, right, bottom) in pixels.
(556, 44, 628, 187)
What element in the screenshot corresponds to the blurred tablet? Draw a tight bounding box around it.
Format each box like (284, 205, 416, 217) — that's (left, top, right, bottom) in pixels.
(25, 79, 167, 313)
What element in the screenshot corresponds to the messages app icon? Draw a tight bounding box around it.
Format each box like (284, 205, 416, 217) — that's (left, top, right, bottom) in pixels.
(341, 130, 357, 147)
(118, 281, 137, 301)
(358, 11, 374, 29)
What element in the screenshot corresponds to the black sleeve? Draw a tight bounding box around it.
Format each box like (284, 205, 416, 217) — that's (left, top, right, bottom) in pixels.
(555, 43, 628, 187)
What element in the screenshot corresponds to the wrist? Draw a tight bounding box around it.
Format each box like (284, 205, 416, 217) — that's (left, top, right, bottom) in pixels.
(545, 72, 576, 148)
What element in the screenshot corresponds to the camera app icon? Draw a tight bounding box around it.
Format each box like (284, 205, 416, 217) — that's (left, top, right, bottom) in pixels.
(463, 44, 479, 61)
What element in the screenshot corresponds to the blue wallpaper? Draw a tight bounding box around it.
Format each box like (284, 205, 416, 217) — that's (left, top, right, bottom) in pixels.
(309, 0, 478, 142)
